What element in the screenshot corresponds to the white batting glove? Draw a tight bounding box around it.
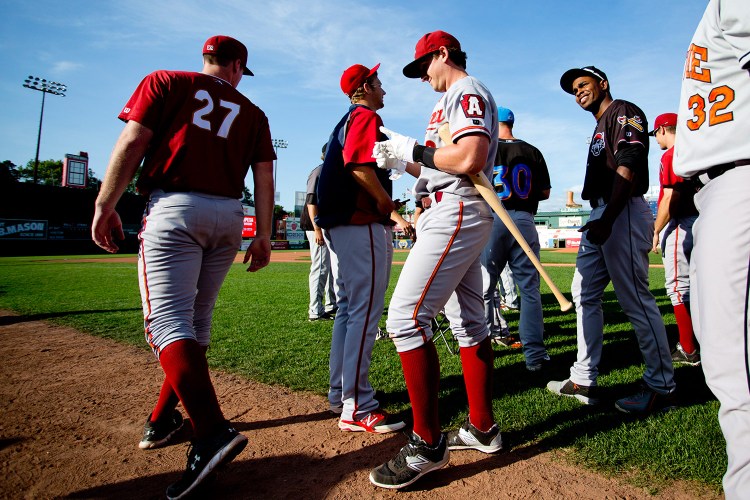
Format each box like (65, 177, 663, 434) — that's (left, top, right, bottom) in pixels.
(372, 142, 406, 179)
(386, 158, 407, 180)
(379, 126, 417, 163)
(373, 142, 391, 169)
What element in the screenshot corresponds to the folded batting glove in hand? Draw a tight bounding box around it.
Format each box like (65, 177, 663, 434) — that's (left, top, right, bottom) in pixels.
(372, 142, 392, 169)
(386, 158, 407, 180)
(372, 142, 406, 179)
(379, 126, 416, 163)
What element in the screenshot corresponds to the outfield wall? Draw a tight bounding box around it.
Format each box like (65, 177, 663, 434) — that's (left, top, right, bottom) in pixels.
(0, 182, 146, 256)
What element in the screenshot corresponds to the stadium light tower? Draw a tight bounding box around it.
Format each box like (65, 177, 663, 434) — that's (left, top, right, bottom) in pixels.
(272, 138, 288, 199)
(23, 76, 67, 184)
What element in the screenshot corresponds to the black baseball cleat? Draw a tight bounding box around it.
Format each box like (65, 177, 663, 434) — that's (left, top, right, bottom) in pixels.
(369, 431, 449, 489)
(139, 410, 184, 450)
(166, 424, 248, 500)
(671, 343, 701, 366)
(547, 379, 601, 405)
(615, 384, 678, 415)
(446, 419, 503, 453)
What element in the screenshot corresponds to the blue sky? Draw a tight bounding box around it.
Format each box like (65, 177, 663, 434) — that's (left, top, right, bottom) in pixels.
(1, 0, 708, 213)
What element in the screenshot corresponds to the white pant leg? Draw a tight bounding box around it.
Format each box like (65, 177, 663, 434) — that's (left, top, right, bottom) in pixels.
(138, 191, 242, 353)
(661, 216, 696, 306)
(480, 217, 508, 334)
(306, 230, 333, 318)
(325, 223, 387, 421)
(480, 264, 508, 334)
(500, 264, 518, 307)
(388, 195, 492, 352)
(691, 168, 750, 498)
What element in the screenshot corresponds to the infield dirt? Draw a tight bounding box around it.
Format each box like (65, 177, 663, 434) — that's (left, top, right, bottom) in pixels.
(0, 309, 718, 499)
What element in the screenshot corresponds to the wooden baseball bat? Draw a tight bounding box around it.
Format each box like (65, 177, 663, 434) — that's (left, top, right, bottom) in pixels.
(438, 123, 573, 311)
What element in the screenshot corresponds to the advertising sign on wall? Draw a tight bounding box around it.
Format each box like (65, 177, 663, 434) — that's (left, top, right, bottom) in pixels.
(0, 219, 48, 240)
(242, 216, 256, 238)
(285, 217, 305, 249)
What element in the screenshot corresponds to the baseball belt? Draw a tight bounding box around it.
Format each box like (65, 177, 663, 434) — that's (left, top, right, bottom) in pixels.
(692, 159, 750, 188)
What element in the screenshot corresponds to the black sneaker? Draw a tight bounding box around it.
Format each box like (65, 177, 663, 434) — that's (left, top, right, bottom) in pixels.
(526, 354, 551, 372)
(547, 379, 601, 405)
(615, 384, 678, 415)
(139, 410, 184, 450)
(446, 419, 503, 453)
(166, 425, 248, 500)
(671, 343, 701, 366)
(369, 432, 449, 489)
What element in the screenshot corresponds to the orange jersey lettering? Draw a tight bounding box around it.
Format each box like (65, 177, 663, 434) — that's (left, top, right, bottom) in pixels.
(684, 43, 712, 83)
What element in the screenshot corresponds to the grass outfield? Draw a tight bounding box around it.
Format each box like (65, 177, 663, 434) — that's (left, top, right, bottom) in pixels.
(0, 252, 724, 494)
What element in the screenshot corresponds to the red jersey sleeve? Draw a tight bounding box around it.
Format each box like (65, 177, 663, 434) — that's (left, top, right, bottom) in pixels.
(342, 107, 382, 167)
(118, 71, 170, 129)
(659, 148, 684, 187)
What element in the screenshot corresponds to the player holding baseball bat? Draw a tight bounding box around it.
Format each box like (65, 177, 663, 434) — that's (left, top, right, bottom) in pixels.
(369, 30, 503, 490)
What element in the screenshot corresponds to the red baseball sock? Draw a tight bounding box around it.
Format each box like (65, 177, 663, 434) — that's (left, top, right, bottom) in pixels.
(399, 342, 441, 446)
(151, 346, 208, 424)
(674, 303, 697, 353)
(159, 339, 225, 440)
(459, 337, 495, 432)
(151, 379, 180, 423)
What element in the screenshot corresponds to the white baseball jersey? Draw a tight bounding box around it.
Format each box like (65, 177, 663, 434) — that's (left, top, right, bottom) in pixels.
(672, 1, 750, 497)
(673, 0, 750, 177)
(412, 76, 499, 199)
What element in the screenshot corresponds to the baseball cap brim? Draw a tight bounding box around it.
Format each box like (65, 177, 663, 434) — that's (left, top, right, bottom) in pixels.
(560, 67, 607, 94)
(403, 54, 431, 79)
(243, 67, 254, 76)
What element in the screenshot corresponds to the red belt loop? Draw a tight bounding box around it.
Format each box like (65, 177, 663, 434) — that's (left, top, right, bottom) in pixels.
(435, 191, 443, 203)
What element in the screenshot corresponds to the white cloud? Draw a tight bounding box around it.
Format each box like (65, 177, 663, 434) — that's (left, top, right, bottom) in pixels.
(51, 61, 83, 73)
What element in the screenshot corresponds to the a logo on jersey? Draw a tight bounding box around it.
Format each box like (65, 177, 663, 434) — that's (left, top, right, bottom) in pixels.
(617, 115, 644, 132)
(590, 132, 605, 157)
(461, 94, 486, 118)
(429, 109, 445, 125)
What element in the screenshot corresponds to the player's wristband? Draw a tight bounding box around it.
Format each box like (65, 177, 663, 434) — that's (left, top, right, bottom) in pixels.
(413, 144, 438, 170)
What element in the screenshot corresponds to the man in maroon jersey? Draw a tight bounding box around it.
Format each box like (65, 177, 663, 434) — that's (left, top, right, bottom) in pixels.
(92, 35, 275, 499)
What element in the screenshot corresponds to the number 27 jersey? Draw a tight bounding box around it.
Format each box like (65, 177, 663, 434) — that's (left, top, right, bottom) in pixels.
(119, 70, 276, 198)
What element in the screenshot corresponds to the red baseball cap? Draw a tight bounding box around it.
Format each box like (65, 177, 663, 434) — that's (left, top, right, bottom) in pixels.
(340, 63, 380, 97)
(648, 112, 678, 135)
(203, 35, 254, 76)
(403, 30, 461, 78)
